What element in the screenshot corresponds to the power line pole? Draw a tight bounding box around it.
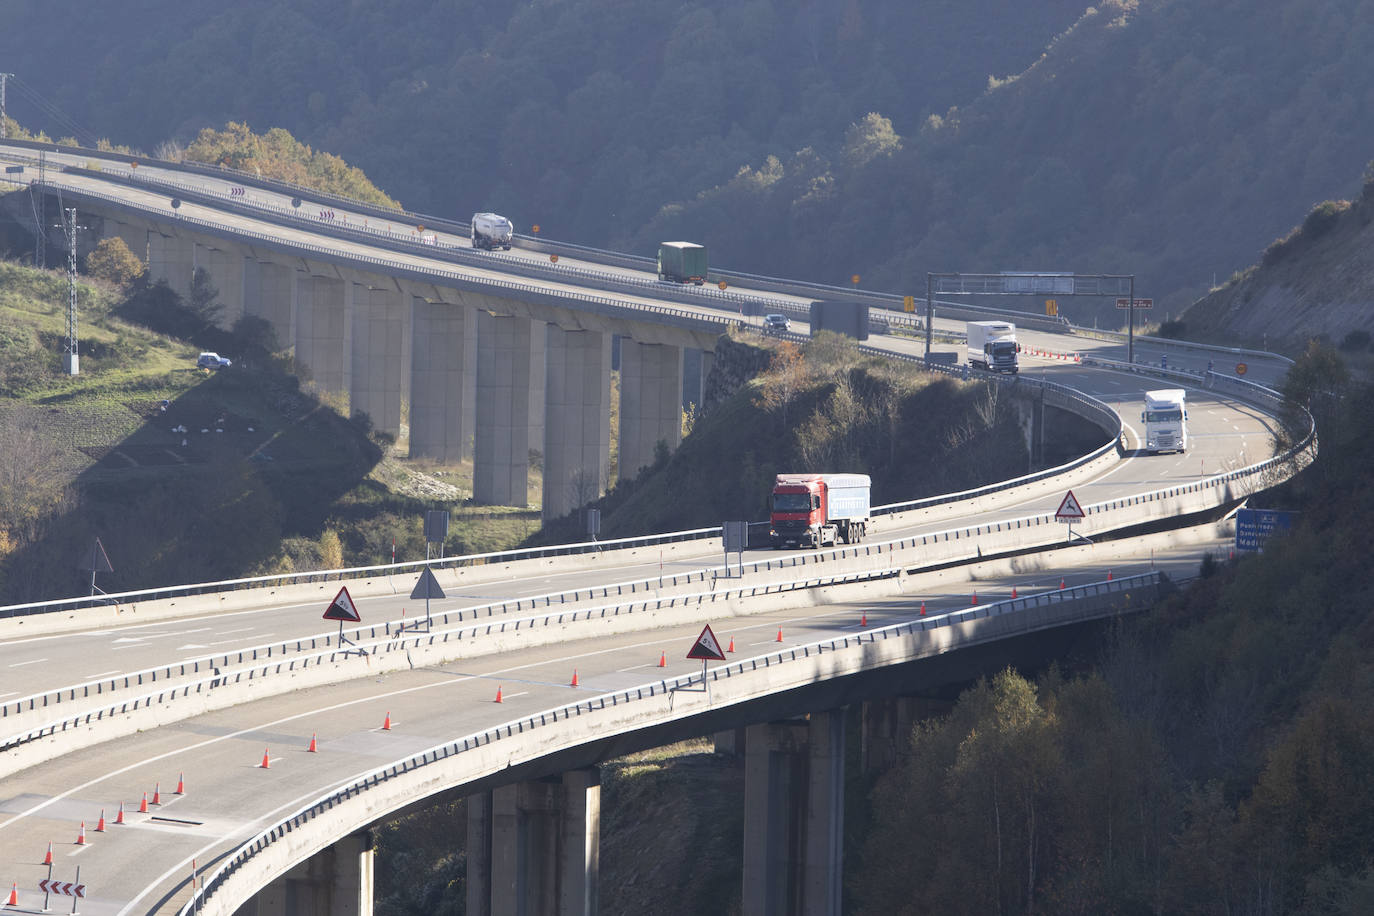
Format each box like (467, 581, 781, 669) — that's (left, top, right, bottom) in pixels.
(59, 207, 86, 375)
(32, 151, 46, 268)
(0, 72, 10, 139)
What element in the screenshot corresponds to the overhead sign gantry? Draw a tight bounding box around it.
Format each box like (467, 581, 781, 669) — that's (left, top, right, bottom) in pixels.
(924, 272, 1142, 363)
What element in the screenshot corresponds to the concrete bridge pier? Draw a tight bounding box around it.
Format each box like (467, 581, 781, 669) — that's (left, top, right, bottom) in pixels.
(146, 231, 196, 300)
(743, 710, 846, 916)
(410, 294, 477, 462)
(294, 273, 349, 397)
(475, 313, 542, 506)
(857, 695, 959, 773)
(346, 276, 409, 442)
(467, 767, 601, 916)
(685, 347, 715, 411)
(617, 339, 683, 481)
(234, 830, 375, 916)
(542, 326, 610, 520)
(193, 242, 247, 327)
(243, 258, 296, 352)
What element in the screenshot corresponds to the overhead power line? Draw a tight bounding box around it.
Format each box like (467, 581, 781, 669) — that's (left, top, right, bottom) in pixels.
(6, 75, 101, 148)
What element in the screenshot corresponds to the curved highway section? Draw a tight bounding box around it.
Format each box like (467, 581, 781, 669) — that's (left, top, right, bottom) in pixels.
(0, 141, 1310, 915)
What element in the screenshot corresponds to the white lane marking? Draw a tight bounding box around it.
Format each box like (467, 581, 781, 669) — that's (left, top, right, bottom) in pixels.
(85, 670, 121, 679)
(618, 663, 655, 672)
(216, 627, 259, 635)
(499, 691, 529, 700)
(8, 658, 46, 667)
(0, 691, 16, 699)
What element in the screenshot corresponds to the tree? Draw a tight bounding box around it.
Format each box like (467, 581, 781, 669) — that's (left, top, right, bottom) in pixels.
(318, 529, 343, 570)
(85, 237, 145, 287)
(188, 267, 224, 334)
(757, 341, 808, 425)
(842, 112, 902, 171)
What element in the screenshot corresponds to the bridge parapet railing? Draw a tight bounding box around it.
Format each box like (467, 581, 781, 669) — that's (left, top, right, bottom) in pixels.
(4, 393, 1311, 765)
(178, 571, 1164, 915)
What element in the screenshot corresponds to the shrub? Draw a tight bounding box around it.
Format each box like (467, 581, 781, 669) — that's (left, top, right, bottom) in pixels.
(1300, 199, 1349, 240)
(85, 237, 146, 287)
(1339, 330, 1372, 352)
(1157, 319, 1188, 339)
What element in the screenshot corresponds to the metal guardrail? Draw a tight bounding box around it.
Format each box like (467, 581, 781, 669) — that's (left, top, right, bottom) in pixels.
(7, 140, 1307, 367)
(0, 521, 723, 619)
(6, 377, 1313, 751)
(0, 148, 1304, 625)
(177, 571, 1163, 915)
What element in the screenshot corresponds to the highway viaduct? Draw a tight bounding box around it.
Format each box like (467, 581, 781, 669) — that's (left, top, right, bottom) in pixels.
(0, 141, 1310, 915)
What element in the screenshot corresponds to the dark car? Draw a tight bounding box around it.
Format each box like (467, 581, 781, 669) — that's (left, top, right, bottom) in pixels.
(762, 314, 790, 336)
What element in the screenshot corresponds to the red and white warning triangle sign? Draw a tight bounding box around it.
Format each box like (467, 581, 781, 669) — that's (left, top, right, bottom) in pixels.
(1055, 489, 1085, 521)
(323, 585, 362, 622)
(686, 624, 727, 661)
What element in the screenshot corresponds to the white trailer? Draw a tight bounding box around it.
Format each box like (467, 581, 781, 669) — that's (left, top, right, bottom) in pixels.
(966, 321, 1019, 373)
(470, 212, 514, 250)
(1142, 389, 1188, 453)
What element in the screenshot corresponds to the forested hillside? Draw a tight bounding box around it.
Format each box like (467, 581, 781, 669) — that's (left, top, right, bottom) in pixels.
(634, 0, 1374, 323)
(19, 0, 1374, 327)
(0, 0, 1082, 242)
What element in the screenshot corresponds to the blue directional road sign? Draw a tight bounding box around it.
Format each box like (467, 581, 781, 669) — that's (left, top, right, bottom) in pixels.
(1236, 508, 1297, 552)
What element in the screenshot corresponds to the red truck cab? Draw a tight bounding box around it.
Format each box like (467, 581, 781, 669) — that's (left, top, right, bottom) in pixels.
(769, 473, 871, 548)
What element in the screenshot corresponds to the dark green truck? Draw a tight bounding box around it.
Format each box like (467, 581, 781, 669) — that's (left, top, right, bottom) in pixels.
(657, 241, 708, 285)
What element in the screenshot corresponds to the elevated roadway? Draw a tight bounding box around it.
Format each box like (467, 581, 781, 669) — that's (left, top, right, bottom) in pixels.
(0, 142, 1310, 914)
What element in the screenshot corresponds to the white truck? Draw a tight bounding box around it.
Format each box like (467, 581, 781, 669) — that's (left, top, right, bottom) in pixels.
(1141, 389, 1188, 453)
(470, 212, 514, 250)
(966, 320, 1019, 373)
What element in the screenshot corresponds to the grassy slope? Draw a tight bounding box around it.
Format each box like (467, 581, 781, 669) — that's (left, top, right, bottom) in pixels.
(0, 259, 534, 602)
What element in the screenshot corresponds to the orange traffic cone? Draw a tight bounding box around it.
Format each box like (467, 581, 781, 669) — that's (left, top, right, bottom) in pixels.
(138, 792, 149, 813)
(727, 638, 735, 653)
(175, 773, 185, 795)
(114, 802, 125, 825)
(1106, 569, 1113, 581)
(861, 612, 868, 627)
(971, 591, 978, 606)
(43, 841, 52, 864)
(657, 651, 667, 668)
(1059, 578, 1066, 590)
(307, 733, 318, 753)
(494, 686, 503, 703)
(920, 601, 927, 616)
(260, 748, 271, 769)
(96, 809, 106, 832)
(76, 821, 86, 845)
(776, 627, 784, 642)
(382, 712, 392, 731)
(152, 783, 161, 805)
(6, 883, 16, 906)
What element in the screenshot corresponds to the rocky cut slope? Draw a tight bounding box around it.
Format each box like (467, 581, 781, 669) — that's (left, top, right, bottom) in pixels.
(1181, 168, 1374, 354)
